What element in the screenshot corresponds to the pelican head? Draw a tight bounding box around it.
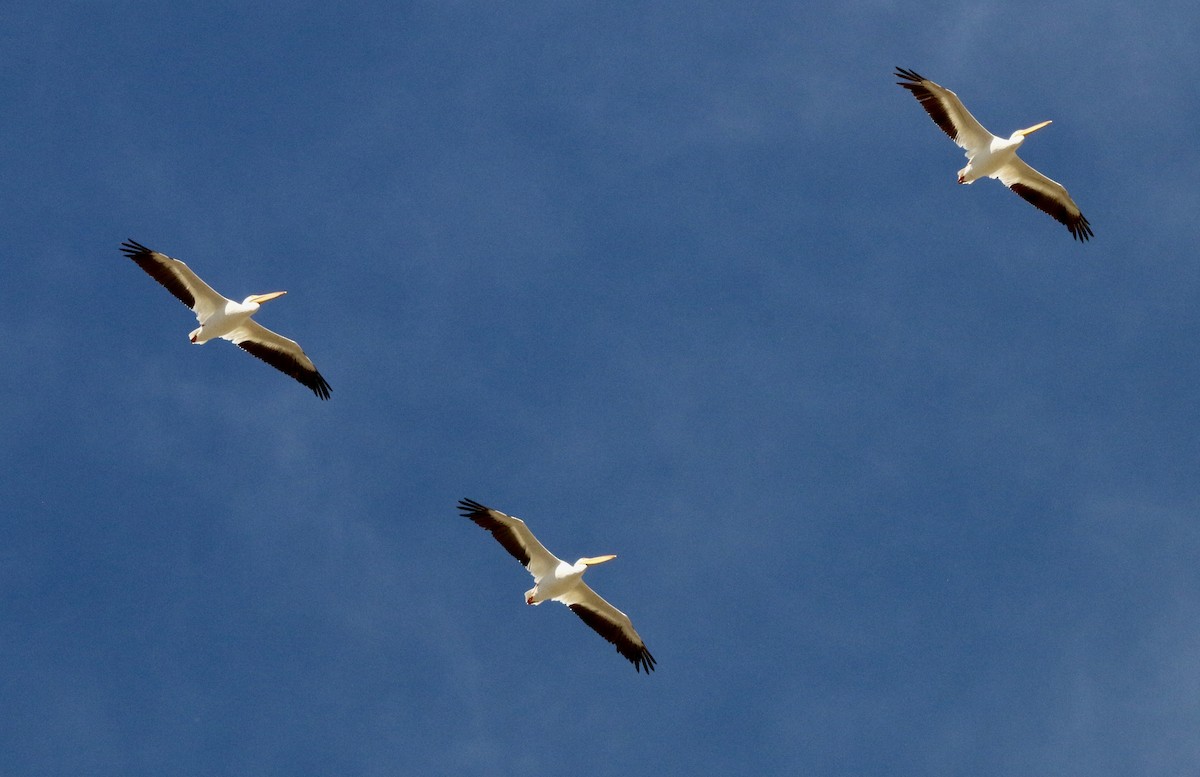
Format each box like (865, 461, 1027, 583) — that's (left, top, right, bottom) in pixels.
(1015, 120, 1052, 138)
(578, 554, 617, 566)
(244, 291, 287, 306)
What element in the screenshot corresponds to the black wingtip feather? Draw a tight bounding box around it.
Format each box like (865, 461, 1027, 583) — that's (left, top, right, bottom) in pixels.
(894, 66, 926, 84)
(1071, 214, 1095, 242)
(457, 498, 489, 517)
(310, 371, 333, 399)
(119, 238, 152, 258)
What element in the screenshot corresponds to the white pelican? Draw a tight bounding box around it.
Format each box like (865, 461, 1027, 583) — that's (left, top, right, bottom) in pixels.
(457, 498, 656, 673)
(121, 239, 331, 399)
(895, 67, 1093, 242)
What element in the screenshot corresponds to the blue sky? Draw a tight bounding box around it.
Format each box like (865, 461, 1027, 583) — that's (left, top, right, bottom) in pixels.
(3, 1, 1199, 774)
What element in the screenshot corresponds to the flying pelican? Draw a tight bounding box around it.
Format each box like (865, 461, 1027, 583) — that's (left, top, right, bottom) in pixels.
(895, 67, 1093, 242)
(457, 498, 656, 673)
(121, 239, 331, 399)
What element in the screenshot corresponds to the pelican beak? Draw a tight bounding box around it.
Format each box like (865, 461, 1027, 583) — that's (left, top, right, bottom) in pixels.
(1018, 120, 1052, 136)
(581, 554, 617, 566)
(249, 291, 287, 304)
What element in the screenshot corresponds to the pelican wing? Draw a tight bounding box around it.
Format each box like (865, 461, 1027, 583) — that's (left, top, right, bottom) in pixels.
(120, 239, 227, 320)
(996, 157, 1093, 242)
(457, 499, 560, 580)
(226, 320, 332, 399)
(559, 583, 656, 673)
(895, 67, 993, 153)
